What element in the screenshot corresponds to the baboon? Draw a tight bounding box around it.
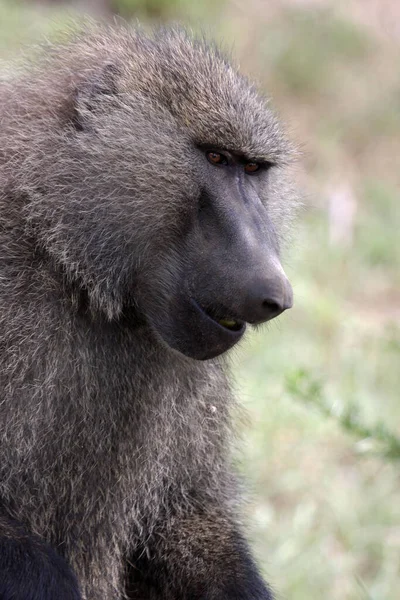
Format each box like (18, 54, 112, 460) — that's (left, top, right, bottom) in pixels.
(0, 24, 297, 600)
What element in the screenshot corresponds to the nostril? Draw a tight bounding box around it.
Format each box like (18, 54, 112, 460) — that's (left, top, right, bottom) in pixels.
(262, 299, 282, 315)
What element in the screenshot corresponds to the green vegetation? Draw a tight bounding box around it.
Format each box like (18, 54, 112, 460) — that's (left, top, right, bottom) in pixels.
(111, 0, 223, 20)
(1, 1, 398, 598)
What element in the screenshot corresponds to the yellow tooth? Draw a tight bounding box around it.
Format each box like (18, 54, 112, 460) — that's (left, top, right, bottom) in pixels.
(218, 319, 237, 329)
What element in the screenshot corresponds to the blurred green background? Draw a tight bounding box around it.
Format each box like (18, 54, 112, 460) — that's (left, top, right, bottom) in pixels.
(1, 1, 399, 598)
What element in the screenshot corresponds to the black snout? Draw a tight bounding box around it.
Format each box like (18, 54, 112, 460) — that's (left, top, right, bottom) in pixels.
(243, 275, 293, 324)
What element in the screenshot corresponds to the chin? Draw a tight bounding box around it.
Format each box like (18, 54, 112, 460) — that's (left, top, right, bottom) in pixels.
(148, 296, 247, 361)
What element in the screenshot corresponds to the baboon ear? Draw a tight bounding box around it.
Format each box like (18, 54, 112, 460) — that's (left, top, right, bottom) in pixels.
(72, 63, 121, 131)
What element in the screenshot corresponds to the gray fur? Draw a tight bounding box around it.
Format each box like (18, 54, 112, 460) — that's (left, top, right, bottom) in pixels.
(0, 24, 297, 599)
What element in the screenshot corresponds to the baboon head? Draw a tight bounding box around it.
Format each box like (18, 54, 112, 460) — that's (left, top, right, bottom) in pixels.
(24, 27, 296, 360)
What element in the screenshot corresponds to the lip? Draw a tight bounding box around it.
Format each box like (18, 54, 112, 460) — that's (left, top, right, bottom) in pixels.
(146, 293, 247, 361)
(190, 298, 246, 337)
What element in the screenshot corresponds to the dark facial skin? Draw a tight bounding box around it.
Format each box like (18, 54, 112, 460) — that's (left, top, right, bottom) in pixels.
(143, 147, 293, 361)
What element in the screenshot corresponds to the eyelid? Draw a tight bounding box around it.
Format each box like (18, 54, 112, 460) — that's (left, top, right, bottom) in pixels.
(246, 160, 275, 173)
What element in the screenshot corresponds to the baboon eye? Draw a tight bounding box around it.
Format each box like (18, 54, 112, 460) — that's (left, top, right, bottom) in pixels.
(244, 161, 261, 174)
(206, 151, 228, 166)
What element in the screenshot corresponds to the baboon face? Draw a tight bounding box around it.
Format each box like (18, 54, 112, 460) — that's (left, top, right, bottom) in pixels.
(31, 31, 295, 361)
(139, 145, 293, 361)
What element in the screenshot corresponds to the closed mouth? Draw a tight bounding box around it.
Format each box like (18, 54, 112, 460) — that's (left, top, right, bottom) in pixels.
(190, 298, 245, 334)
